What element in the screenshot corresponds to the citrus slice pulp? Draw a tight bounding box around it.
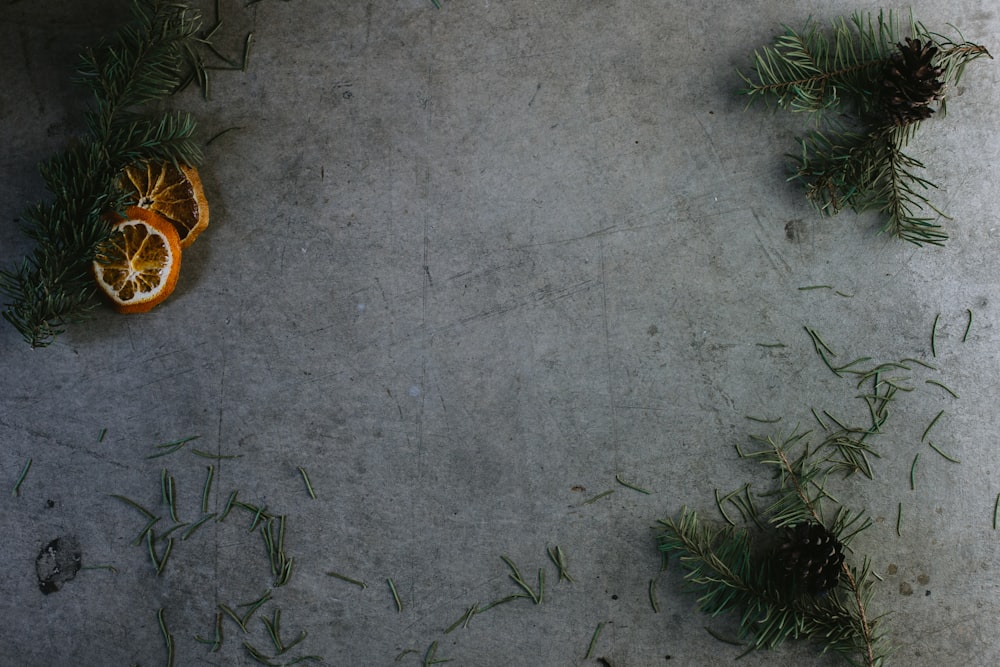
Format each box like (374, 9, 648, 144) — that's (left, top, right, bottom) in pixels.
(120, 161, 209, 248)
(92, 206, 182, 314)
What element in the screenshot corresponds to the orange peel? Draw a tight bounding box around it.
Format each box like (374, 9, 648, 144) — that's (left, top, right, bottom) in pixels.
(120, 161, 209, 248)
(92, 206, 182, 313)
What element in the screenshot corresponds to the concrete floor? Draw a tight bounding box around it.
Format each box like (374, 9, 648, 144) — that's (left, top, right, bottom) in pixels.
(2, 1, 999, 665)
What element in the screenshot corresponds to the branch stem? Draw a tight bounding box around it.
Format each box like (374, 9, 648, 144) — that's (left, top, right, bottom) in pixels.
(771, 442, 877, 667)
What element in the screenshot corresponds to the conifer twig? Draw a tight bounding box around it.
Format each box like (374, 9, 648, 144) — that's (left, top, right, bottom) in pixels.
(1, 0, 212, 346)
(741, 10, 991, 246)
(659, 430, 886, 665)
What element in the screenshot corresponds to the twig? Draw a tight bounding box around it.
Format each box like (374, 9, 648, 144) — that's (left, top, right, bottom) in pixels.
(771, 443, 878, 666)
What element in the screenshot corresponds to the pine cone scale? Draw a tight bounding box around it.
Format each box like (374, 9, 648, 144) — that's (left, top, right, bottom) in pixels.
(879, 37, 945, 126)
(775, 522, 845, 595)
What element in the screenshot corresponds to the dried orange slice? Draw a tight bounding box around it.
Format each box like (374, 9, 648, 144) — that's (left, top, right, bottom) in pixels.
(120, 161, 209, 248)
(92, 207, 182, 314)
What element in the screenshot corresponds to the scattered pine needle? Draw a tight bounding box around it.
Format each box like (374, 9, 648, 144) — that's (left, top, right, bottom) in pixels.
(583, 489, 615, 505)
(615, 473, 651, 494)
(585, 622, 606, 659)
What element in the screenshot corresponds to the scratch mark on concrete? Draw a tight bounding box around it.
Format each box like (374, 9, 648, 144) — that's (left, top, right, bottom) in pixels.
(454, 279, 598, 327)
(750, 207, 791, 274)
(513, 225, 617, 250)
(134, 367, 199, 389)
(527, 81, 541, 107)
(598, 235, 619, 464)
(692, 111, 724, 170)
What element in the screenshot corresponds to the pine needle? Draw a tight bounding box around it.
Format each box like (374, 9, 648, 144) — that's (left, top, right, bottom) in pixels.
(921, 410, 944, 441)
(927, 441, 960, 464)
(924, 379, 958, 398)
(387, 578, 403, 612)
(326, 571, 367, 589)
(546, 546, 575, 582)
(585, 622, 605, 659)
(11, 459, 32, 497)
(157, 608, 175, 667)
(615, 473, 652, 494)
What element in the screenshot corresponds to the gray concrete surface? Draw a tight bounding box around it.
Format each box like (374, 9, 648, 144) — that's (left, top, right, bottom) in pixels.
(2, 1, 999, 665)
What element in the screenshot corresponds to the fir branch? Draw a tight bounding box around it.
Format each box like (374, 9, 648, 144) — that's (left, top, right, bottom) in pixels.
(739, 431, 828, 528)
(664, 425, 888, 665)
(877, 128, 945, 244)
(742, 10, 991, 246)
(739, 12, 899, 114)
(1, 0, 207, 347)
(656, 508, 885, 664)
(789, 123, 950, 245)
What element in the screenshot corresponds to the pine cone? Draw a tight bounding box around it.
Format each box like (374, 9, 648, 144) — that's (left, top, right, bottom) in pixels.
(879, 37, 945, 126)
(775, 522, 845, 595)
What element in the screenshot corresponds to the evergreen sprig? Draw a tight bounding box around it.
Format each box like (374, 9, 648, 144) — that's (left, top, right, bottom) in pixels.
(657, 509, 883, 662)
(654, 329, 923, 664)
(657, 429, 888, 665)
(1, 0, 207, 347)
(740, 10, 991, 246)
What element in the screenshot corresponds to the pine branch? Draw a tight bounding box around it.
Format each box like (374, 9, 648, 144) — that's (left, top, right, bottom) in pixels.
(877, 128, 946, 245)
(657, 507, 886, 664)
(742, 10, 991, 246)
(1, 0, 207, 347)
(790, 123, 952, 245)
(739, 12, 899, 114)
(661, 423, 889, 665)
(738, 431, 829, 528)
(754, 433, 885, 665)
